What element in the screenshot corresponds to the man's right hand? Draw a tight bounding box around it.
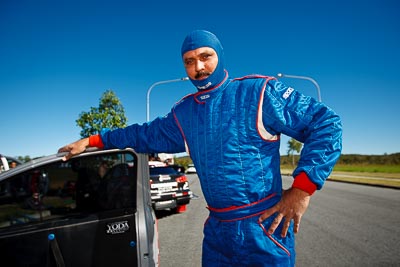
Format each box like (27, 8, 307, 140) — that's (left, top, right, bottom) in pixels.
(58, 137, 89, 161)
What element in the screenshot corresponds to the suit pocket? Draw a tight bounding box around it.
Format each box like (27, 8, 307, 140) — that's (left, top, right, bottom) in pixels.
(257, 215, 294, 257)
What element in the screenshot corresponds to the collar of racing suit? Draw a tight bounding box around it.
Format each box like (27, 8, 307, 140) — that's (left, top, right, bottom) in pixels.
(192, 70, 230, 104)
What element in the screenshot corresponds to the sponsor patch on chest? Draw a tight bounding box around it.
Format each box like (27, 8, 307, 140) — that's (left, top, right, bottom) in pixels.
(200, 94, 210, 100)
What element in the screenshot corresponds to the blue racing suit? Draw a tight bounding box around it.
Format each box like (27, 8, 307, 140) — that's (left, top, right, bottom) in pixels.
(99, 72, 342, 266)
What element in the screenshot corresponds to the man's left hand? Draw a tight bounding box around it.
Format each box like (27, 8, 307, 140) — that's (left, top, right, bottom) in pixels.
(259, 187, 311, 237)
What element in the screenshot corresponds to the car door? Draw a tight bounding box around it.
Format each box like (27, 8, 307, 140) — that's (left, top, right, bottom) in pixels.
(0, 149, 157, 267)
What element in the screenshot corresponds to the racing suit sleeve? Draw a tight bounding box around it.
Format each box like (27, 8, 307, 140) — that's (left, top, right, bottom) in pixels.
(261, 79, 343, 192)
(93, 111, 186, 154)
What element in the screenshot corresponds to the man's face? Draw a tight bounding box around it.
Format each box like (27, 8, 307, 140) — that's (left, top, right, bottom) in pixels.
(182, 47, 218, 81)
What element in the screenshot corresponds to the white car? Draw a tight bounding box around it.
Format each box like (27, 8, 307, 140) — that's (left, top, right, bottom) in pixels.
(186, 164, 196, 174)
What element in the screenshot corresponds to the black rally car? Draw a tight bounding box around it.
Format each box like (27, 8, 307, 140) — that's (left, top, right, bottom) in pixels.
(0, 148, 159, 267)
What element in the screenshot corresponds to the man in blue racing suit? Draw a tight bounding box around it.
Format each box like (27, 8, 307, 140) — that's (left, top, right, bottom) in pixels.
(59, 30, 342, 266)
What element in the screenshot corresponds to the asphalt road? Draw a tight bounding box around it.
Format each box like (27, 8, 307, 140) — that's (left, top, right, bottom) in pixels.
(157, 174, 400, 267)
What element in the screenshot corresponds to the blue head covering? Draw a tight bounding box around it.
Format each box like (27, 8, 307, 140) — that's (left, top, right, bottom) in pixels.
(181, 30, 225, 90)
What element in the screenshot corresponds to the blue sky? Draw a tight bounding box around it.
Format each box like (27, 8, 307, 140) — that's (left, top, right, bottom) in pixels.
(1, 0, 399, 158)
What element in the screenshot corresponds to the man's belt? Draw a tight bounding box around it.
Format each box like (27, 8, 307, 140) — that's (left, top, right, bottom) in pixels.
(207, 193, 280, 221)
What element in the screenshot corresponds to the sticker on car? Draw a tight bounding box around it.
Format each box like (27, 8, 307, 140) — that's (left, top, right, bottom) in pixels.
(106, 221, 130, 235)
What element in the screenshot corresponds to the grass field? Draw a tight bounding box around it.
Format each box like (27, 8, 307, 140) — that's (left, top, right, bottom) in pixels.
(281, 164, 400, 189)
(333, 164, 400, 174)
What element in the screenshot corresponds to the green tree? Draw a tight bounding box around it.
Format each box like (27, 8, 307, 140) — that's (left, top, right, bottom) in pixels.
(174, 156, 193, 170)
(287, 138, 303, 167)
(76, 90, 128, 138)
(17, 155, 31, 163)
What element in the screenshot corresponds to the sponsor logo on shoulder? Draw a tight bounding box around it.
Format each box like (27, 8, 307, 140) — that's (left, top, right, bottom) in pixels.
(283, 87, 294, 99)
(106, 220, 130, 235)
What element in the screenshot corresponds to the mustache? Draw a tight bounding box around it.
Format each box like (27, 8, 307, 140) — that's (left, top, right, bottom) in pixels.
(195, 71, 212, 79)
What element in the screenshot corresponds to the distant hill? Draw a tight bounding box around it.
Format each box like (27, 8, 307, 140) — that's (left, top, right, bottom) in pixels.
(336, 153, 400, 165)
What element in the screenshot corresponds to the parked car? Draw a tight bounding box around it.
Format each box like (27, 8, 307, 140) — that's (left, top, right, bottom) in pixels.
(148, 160, 166, 167)
(0, 148, 159, 267)
(168, 164, 186, 174)
(149, 166, 192, 213)
(186, 164, 196, 174)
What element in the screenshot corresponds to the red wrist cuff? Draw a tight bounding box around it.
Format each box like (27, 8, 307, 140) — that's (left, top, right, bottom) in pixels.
(292, 172, 317, 195)
(89, 134, 104, 149)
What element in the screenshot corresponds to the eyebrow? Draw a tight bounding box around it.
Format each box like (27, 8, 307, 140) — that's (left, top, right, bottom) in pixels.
(184, 50, 214, 60)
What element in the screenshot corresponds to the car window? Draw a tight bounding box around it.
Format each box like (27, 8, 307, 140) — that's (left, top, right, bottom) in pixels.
(149, 167, 178, 175)
(0, 151, 137, 229)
